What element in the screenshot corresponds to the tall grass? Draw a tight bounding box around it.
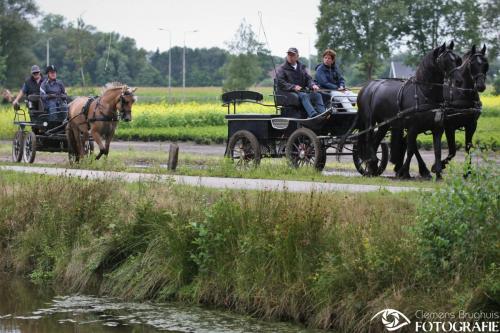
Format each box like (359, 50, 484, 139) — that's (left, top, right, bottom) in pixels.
(0, 162, 498, 331)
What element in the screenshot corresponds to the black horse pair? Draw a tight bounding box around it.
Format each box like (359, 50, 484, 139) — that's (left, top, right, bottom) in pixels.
(357, 42, 489, 179)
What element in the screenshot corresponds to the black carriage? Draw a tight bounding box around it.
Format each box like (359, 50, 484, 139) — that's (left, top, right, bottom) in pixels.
(222, 89, 389, 176)
(12, 94, 92, 163)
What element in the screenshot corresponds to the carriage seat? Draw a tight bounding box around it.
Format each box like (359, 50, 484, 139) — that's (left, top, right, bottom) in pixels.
(27, 94, 45, 115)
(221, 90, 263, 105)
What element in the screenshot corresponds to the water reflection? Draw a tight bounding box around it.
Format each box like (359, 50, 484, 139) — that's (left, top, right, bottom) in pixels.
(0, 275, 323, 333)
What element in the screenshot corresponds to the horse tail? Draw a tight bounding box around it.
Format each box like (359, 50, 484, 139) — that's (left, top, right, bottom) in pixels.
(390, 127, 406, 169)
(355, 84, 375, 161)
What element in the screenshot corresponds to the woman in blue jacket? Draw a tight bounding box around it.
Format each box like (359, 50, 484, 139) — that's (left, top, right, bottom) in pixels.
(315, 49, 356, 111)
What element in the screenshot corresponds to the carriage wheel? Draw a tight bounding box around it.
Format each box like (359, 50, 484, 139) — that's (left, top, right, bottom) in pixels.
(285, 128, 326, 171)
(12, 130, 24, 162)
(352, 142, 389, 176)
(22, 132, 37, 163)
(226, 130, 261, 169)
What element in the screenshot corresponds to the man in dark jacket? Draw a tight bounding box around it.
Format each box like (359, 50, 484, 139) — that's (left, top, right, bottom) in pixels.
(276, 47, 325, 117)
(12, 65, 44, 109)
(315, 49, 356, 111)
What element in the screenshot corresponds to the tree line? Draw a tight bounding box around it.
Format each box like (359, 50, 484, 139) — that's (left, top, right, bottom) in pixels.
(1, 0, 498, 91)
(316, 0, 499, 82)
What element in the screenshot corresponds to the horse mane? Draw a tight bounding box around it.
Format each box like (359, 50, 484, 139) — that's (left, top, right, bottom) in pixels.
(102, 82, 128, 94)
(415, 48, 441, 82)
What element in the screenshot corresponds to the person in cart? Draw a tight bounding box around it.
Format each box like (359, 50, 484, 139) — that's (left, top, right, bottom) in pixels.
(40, 65, 68, 121)
(12, 65, 44, 110)
(276, 47, 325, 118)
(315, 49, 357, 111)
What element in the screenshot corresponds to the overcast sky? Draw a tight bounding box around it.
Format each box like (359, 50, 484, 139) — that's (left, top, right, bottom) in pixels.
(36, 0, 321, 57)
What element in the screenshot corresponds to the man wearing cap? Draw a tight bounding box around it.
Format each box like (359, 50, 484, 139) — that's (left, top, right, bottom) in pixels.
(12, 65, 44, 109)
(40, 65, 67, 121)
(276, 47, 325, 118)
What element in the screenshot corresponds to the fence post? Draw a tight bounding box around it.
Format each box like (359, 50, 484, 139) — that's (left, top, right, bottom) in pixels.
(168, 144, 179, 171)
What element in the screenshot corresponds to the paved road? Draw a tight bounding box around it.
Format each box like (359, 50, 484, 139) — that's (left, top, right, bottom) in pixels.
(0, 165, 428, 193)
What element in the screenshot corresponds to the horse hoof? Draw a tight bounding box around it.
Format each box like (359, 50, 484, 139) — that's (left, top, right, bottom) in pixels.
(420, 172, 432, 180)
(396, 171, 412, 179)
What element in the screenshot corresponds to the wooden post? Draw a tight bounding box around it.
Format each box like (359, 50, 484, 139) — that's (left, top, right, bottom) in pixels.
(168, 144, 179, 171)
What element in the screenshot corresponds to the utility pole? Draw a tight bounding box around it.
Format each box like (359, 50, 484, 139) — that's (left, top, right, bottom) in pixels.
(183, 29, 198, 102)
(159, 28, 172, 103)
(46, 38, 52, 66)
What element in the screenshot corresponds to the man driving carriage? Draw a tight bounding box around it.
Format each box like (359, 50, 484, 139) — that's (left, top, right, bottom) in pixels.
(315, 49, 356, 112)
(40, 65, 68, 121)
(276, 47, 325, 118)
(12, 65, 44, 109)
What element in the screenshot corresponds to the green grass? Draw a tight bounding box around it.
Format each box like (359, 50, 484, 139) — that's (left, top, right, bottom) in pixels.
(0, 162, 497, 332)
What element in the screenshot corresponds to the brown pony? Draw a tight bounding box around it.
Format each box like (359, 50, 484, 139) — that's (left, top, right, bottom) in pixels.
(66, 82, 137, 161)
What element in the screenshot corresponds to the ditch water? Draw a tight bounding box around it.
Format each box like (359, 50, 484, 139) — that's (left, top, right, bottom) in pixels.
(0, 274, 324, 333)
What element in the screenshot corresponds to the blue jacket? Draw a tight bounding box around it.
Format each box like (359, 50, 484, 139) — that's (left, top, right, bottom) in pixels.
(315, 63, 345, 90)
(40, 78, 66, 111)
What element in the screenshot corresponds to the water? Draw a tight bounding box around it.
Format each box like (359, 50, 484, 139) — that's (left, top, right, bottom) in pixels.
(0, 274, 323, 333)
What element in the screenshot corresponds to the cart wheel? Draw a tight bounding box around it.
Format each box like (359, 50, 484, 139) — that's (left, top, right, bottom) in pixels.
(85, 140, 94, 156)
(286, 127, 326, 171)
(22, 132, 37, 163)
(226, 130, 261, 168)
(353, 142, 389, 176)
(12, 130, 24, 162)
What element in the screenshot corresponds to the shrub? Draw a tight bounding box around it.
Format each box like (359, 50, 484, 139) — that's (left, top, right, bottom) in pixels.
(415, 160, 499, 276)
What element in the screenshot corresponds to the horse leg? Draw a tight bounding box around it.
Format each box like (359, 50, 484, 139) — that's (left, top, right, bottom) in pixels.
(440, 126, 456, 169)
(390, 128, 406, 173)
(103, 130, 115, 157)
(91, 129, 107, 160)
(432, 128, 444, 179)
(414, 148, 431, 179)
(397, 128, 417, 179)
(463, 121, 477, 177)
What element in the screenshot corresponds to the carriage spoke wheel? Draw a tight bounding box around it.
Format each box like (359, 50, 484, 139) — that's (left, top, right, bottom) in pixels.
(286, 128, 326, 171)
(22, 132, 37, 163)
(352, 142, 389, 176)
(12, 130, 24, 162)
(227, 130, 261, 169)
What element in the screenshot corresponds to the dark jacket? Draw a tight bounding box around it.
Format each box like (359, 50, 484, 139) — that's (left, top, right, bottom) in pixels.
(21, 76, 43, 96)
(276, 61, 315, 92)
(315, 63, 345, 90)
(40, 78, 66, 111)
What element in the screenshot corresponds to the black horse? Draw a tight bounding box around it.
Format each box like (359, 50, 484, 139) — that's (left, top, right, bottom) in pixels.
(356, 42, 461, 178)
(441, 44, 488, 169)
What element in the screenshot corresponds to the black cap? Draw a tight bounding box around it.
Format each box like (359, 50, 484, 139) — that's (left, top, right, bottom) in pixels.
(287, 47, 299, 54)
(45, 64, 57, 74)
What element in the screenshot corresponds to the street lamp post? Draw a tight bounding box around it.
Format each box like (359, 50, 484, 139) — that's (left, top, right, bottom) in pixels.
(297, 32, 311, 72)
(159, 28, 172, 103)
(46, 38, 52, 66)
(183, 29, 198, 102)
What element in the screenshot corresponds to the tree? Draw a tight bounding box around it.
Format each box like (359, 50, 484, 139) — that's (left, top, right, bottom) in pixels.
(316, 0, 406, 80)
(480, 0, 499, 59)
(222, 20, 263, 91)
(0, 0, 39, 87)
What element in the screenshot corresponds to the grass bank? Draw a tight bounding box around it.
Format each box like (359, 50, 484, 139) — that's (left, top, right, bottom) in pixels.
(0, 162, 498, 331)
